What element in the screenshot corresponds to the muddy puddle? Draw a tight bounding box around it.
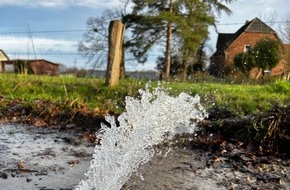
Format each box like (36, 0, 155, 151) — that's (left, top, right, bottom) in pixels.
(0, 124, 94, 190)
(1, 124, 290, 190)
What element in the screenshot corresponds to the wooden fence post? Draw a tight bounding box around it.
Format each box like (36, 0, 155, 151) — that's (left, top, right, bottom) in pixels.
(105, 20, 125, 87)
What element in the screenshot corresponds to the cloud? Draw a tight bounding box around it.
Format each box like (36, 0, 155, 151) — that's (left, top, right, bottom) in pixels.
(0, 0, 65, 8)
(0, 0, 122, 9)
(0, 35, 77, 58)
(74, 0, 124, 8)
(0, 35, 89, 67)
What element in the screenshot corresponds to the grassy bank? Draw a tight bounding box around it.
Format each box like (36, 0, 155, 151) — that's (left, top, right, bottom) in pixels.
(0, 73, 289, 116)
(158, 80, 290, 115)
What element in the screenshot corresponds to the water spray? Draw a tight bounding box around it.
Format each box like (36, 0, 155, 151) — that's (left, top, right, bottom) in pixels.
(75, 86, 207, 190)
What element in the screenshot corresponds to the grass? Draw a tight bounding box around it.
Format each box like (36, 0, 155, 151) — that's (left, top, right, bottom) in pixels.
(0, 73, 289, 115)
(0, 74, 147, 114)
(150, 79, 290, 115)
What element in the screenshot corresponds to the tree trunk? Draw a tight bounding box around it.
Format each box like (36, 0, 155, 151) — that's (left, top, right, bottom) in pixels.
(106, 20, 125, 87)
(255, 68, 263, 79)
(164, 0, 173, 80)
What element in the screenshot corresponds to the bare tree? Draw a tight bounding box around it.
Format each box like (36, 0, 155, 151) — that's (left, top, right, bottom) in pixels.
(258, 11, 277, 27)
(78, 9, 122, 73)
(279, 16, 290, 44)
(79, 0, 134, 77)
(279, 16, 290, 80)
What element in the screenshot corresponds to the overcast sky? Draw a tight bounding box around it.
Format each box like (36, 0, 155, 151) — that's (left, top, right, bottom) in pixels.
(0, 0, 289, 70)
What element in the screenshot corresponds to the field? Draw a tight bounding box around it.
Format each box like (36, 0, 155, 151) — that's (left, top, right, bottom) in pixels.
(0, 73, 289, 116)
(0, 73, 290, 189)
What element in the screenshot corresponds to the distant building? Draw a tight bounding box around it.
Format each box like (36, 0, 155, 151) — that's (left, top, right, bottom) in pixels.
(2, 59, 59, 76)
(209, 17, 290, 78)
(0, 49, 10, 72)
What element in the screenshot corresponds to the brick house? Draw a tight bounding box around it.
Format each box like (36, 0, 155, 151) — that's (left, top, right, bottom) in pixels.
(209, 17, 290, 78)
(1, 59, 59, 76)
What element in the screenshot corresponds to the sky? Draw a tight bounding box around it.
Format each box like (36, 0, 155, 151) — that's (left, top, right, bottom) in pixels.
(0, 0, 289, 71)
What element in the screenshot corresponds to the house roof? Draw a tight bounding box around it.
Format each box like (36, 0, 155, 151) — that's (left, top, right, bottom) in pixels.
(215, 33, 235, 53)
(214, 17, 276, 52)
(0, 49, 9, 60)
(2, 59, 59, 66)
(243, 17, 275, 33)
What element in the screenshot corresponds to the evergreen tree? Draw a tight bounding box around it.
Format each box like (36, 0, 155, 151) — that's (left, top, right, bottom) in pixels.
(125, 0, 235, 80)
(192, 41, 207, 72)
(156, 53, 184, 77)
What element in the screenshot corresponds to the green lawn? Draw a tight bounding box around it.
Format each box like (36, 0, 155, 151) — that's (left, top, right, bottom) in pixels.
(0, 73, 289, 115)
(151, 80, 290, 115)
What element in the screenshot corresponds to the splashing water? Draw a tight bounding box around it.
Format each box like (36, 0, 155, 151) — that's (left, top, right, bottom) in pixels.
(75, 86, 207, 190)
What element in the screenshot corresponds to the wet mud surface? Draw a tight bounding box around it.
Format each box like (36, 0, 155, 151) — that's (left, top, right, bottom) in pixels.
(1, 124, 290, 190)
(124, 143, 290, 190)
(0, 124, 94, 190)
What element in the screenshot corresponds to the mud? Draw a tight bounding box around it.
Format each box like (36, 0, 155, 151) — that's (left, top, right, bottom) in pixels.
(123, 147, 224, 190)
(0, 124, 94, 190)
(124, 143, 290, 190)
(1, 123, 290, 190)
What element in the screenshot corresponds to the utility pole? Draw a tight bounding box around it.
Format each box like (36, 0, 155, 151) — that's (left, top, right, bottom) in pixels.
(27, 25, 36, 59)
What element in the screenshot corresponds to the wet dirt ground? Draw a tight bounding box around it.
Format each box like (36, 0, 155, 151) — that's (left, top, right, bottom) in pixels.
(123, 144, 290, 190)
(0, 124, 94, 190)
(1, 124, 290, 190)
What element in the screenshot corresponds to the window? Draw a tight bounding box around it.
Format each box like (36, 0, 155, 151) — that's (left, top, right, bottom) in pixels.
(244, 44, 251, 52)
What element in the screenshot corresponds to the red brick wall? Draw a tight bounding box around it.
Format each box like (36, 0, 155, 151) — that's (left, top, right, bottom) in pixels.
(225, 32, 277, 66)
(224, 32, 288, 78)
(271, 61, 285, 76)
